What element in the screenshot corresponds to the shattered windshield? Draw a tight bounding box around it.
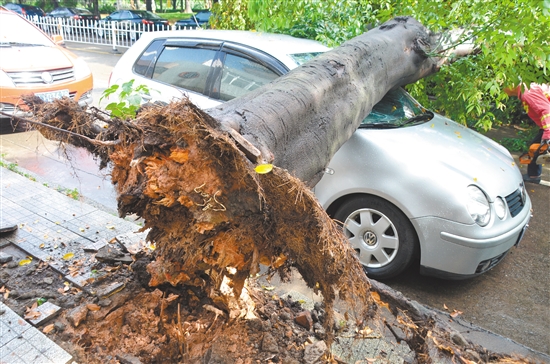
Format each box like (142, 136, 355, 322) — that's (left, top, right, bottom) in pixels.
(289, 52, 325, 66)
(0, 12, 52, 47)
(361, 88, 432, 128)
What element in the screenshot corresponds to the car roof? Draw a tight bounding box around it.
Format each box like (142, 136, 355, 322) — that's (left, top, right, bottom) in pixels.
(137, 30, 329, 67)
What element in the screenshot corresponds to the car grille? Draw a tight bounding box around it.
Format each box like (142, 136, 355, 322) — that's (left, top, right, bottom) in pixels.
(505, 187, 525, 218)
(7, 68, 75, 86)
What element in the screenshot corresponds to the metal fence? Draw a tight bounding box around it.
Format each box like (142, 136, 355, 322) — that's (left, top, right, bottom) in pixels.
(29, 15, 191, 51)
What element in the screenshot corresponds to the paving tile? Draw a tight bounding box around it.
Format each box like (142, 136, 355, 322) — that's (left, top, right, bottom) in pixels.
(1, 303, 32, 337)
(24, 329, 72, 364)
(0, 303, 72, 364)
(0, 321, 19, 343)
(28, 302, 61, 326)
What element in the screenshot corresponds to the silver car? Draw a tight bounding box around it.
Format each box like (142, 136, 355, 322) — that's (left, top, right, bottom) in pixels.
(314, 88, 531, 279)
(109, 31, 531, 280)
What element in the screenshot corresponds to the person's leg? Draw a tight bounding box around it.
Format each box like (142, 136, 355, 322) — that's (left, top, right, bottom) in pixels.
(525, 129, 543, 182)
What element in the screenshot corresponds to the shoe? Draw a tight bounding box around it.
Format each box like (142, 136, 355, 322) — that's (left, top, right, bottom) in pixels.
(523, 174, 541, 184)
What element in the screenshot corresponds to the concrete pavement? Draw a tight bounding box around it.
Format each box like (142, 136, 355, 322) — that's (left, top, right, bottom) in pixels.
(1, 166, 147, 364)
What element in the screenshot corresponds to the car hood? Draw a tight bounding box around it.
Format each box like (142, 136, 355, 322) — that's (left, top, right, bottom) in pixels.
(1, 45, 73, 72)
(317, 113, 524, 224)
(380, 114, 519, 198)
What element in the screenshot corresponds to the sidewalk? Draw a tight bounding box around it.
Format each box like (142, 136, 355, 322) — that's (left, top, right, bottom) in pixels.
(1, 167, 549, 363)
(1, 168, 147, 364)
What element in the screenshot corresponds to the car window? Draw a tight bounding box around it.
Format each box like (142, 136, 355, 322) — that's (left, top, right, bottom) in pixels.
(152, 46, 216, 95)
(218, 54, 279, 101)
(122, 11, 134, 19)
(5, 4, 17, 11)
(361, 88, 425, 126)
(196, 12, 210, 21)
(133, 39, 165, 77)
(109, 11, 121, 20)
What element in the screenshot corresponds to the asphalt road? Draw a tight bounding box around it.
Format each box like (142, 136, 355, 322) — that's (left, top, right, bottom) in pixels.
(1, 42, 549, 356)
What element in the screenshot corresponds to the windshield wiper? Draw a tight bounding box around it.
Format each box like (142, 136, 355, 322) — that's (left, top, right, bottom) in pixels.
(360, 122, 400, 129)
(400, 111, 434, 126)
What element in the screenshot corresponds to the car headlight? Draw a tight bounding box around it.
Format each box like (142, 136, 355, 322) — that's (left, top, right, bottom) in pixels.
(466, 185, 491, 226)
(494, 197, 506, 220)
(73, 57, 92, 80)
(0, 70, 15, 87)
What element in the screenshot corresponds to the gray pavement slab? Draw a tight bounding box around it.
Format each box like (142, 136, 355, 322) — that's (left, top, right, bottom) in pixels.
(0, 302, 72, 364)
(1, 167, 146, 364)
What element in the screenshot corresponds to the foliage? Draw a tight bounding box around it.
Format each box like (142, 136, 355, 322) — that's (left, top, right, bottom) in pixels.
(499, 125, 540, 152)
(0, 158, 37, 181)
(210, 0, 253, 30)
(212, 0, 550, 131)
(99, 4, 116, 14)
(100, 80, 155, 120)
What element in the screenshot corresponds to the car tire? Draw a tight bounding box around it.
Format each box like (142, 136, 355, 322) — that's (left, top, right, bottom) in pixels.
(333, 195, 418, 280)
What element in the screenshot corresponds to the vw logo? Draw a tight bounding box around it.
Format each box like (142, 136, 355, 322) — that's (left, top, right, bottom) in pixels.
(363, 230, 377, 246)
(41, 72, 54, 84)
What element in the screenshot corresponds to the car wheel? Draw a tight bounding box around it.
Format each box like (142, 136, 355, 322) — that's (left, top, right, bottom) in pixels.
(95, 25, 104, 37)
(334, 195, 418, 280)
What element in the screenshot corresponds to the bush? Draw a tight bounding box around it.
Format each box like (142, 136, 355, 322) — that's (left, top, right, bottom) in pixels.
(99, 4, 116, 14)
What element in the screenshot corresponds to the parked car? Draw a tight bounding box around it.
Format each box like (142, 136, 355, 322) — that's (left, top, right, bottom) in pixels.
(96, 10, 169, 40)
(109, 30, 328, 108)
(47, 7, 100, 23)
(3, 2, 45, 18)
(109, 30, 531, 280)
(0, 7, 94, 123)
(175, 10, 211, 29)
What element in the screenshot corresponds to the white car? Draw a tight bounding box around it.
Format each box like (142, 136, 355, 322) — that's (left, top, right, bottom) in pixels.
(109, 30, 329, 108)
(109, 30, 531, 280)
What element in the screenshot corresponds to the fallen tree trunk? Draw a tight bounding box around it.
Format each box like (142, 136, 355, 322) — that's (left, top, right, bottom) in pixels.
(5, 16, 518, 363)
(208, 16, 441, 185)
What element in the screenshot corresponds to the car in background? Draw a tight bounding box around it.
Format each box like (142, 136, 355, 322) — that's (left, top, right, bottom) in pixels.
(0, 7, 94, 124)
(47, 7, 100, 23)
(108, 30, 531, 280)
(3, 3, 45, 18)
(96, 10, 169, 40)
(175, 10, 211, 29)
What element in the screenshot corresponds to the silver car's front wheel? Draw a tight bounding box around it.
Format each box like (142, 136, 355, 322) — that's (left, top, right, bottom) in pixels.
(334, 196, 418, 279)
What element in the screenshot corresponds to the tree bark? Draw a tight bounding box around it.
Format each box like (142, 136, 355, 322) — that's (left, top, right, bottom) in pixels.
(184, 0, 192, 13)
(207, 16, 440, 186)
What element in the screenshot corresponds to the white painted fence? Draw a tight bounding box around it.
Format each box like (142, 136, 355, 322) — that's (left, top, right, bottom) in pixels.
(29, 15, 191, 51)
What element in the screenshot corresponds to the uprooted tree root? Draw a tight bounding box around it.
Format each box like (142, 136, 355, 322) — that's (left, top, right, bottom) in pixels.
(19, 98, 539, 363)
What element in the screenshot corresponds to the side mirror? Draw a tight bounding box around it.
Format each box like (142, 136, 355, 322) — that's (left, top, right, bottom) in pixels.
(52, 34, 65, 46)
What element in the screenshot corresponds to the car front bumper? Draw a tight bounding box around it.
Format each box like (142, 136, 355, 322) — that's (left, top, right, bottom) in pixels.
(412, 206, 532, 279)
